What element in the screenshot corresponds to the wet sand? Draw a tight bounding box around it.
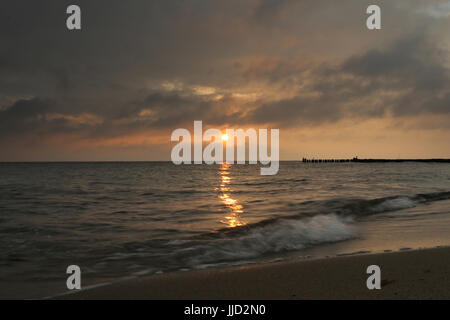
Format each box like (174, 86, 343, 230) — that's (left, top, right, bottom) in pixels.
(58, 246, 450, 300)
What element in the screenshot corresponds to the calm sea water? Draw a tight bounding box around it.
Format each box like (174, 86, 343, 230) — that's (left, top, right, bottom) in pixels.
(1, 161, 450, 298)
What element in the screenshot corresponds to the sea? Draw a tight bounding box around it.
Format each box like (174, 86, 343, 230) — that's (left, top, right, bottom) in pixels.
(1, 161, 450, 298)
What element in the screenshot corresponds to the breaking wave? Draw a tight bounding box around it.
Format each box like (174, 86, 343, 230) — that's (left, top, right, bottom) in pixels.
(110, 190, 450, 273)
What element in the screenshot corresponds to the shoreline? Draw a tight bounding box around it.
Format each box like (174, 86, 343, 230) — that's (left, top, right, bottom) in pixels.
(58, 246, 450, 300)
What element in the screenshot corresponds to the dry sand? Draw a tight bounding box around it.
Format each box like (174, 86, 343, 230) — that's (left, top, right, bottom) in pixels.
(59, 247, 450, 300)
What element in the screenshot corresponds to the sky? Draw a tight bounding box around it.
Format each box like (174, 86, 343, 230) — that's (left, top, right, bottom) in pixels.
(1, 0, 450, 161)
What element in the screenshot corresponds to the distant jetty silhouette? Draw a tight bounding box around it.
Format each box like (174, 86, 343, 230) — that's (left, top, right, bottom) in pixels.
(301, 157, 450, 163)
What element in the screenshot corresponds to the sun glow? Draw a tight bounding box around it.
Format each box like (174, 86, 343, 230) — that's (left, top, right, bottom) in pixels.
(222, 134, 229, 141)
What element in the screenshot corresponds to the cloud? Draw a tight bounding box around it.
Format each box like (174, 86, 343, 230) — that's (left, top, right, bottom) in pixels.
(0, 98, 103, 138)
(0, 98, 55, 135)
(242, 33, 450, 126)
(1, 1, 450, 159)
(3, 32, 450, 140)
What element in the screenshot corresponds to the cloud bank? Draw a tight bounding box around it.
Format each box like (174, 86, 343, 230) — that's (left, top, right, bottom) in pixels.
(1, 0, 450, 160)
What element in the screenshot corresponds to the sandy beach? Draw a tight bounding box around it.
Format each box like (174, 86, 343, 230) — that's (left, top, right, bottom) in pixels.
(59, 246, 450, 300)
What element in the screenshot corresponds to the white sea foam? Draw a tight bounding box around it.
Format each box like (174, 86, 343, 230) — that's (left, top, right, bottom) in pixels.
(180, 214, 356, 267)
(373, 197, 416, 212)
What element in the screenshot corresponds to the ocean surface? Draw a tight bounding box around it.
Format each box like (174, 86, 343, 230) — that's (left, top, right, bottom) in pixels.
(1, 161, 450, 298)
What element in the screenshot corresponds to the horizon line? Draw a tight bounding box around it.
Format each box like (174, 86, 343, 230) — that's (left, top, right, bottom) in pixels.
(2, 158, 450, 163)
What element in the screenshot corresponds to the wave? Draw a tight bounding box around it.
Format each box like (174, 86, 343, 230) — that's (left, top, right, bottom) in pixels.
(171, 214, 355, 265)
(101, 190, 450, 275)
(332, 190, 450, 217)
(104, 214, 356, 273)
(196, 190, 450, 241)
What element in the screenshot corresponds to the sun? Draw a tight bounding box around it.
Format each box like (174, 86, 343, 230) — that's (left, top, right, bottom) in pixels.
(222, 134, 229, 141)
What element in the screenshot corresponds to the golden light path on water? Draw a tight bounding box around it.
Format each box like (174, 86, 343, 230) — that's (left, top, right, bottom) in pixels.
(217, 163, 246, 228)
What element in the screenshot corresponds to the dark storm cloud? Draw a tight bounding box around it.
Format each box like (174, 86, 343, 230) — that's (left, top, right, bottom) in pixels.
(243, 33, 450, 126)
(333, 34, 450, 116)
(0, 98, 63, 136)
(0, 98, 54, 134)
(339, 35, 450, 117)
(340, 35, 448, 91)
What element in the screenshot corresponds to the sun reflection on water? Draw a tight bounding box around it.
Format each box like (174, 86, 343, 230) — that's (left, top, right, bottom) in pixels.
(218, 163, 246, 228)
